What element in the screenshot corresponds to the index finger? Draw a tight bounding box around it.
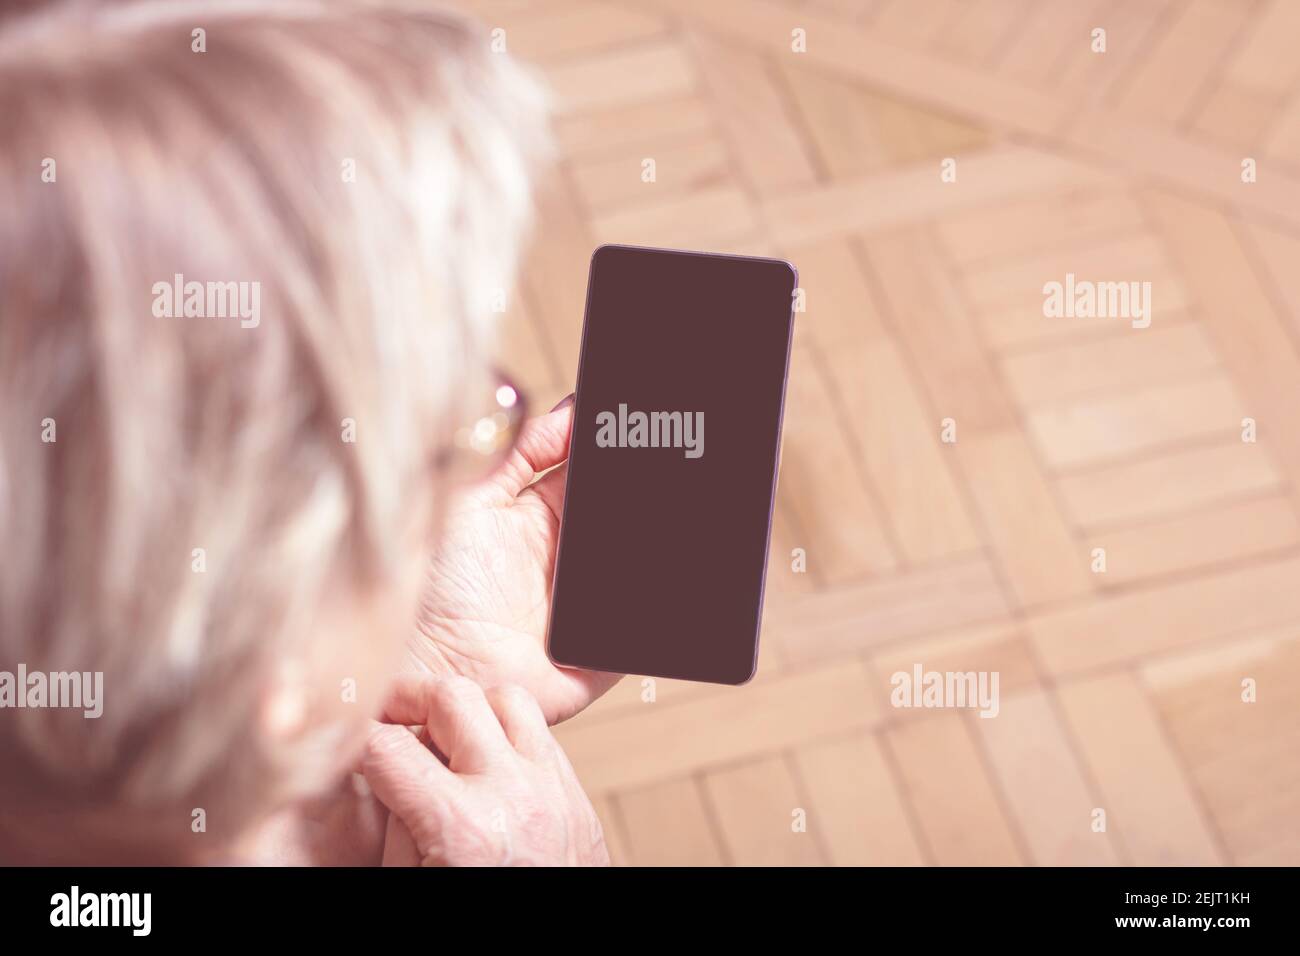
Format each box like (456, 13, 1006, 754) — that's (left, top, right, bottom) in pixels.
(491, 400, 574, 499)
(379, 673, 513, 775)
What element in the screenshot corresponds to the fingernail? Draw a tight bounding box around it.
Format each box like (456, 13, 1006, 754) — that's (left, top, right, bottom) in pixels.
(550, 392, 575, 413)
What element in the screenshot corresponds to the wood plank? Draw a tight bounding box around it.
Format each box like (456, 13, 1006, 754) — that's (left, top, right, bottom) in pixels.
(1046, 0, 1170, 107)
(870, 621, 1040, 699)
(1110, 0, 1254, 126)
(470, 0, 668, 64)
(762, 146, 1116, 246)
(1220, 0, 1300, 98)
(999, 321, 1220, 407)
(1240, 219, 1300, 344)
(589, 793, 632, 866)
(782, 236, 887, 348)
(793, 732, 926, 865)
(776, 347, 898, 583)
(962, 234, 1168, 313)
(1026, 373, 1250, 471)
(1086, 494, 1299, 588)
(452, 0, 563, 15)
(569, 131, 730, 212)
(1028, 554, 1300, 676)
(1141, 626, 1290, 692)
(778, 63, 892, 176)
(545, 39, 697, 115)
(687, 32, 821, 194)
(871, 0, 962, 50)
(886, 713, 1024, 865)
(1057, 439, 1285, 531)
(936, 190, 1146, 267)
(996, 0, 1111, 92)
(584, 668, 770, 716)
(957, 429, 1094, 606)
(520, 172, 594, 387)
(1060, 107, 1300, 229)
(494, 291, 559, 393)
(863, 227, 1020, 433)
(1191, 82, 1284, 152)
(767, 501, 819, 594)
(780, 61, 988, 178)
(552, 93, 715, 160)
(702, 756, 827, 865)
(1148, 636, 1300, 865)
(450, 0, 556, 17)
(764, 556, 1010, 664)
(1264, 92, 1300, 168)
(974, 687, 1122, 865)
(932, 0, 1036, 68)
(823, 338, 982, 564)
(1143, 191, 1300, 511)
(614, 777, 726, 865)
(553, 659, 882, 792)
(805, 0, 884, 20)
(1056, 672, 1224, 865)
(978, 289, 1193, 354)
(587, 184, 762, 250)
(571, 643, 786, 727)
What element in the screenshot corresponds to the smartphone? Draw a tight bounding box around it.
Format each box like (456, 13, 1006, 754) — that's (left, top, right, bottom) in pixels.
(545, 244, 797, 685)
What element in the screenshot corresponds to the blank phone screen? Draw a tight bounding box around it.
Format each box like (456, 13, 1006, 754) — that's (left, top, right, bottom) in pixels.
(545, 244, 797, 684)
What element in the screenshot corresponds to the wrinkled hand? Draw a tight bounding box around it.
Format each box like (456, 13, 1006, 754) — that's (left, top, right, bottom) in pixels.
(363, 674, 609, 866)
(410, 397, 620, 725)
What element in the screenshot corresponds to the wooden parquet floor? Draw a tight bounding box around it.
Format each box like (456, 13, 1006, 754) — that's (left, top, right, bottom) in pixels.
(455, 0, 1300, 865)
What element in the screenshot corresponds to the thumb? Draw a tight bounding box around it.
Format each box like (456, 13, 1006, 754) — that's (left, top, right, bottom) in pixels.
(526, 462, 568, 521)
(491, 394, 575, 499)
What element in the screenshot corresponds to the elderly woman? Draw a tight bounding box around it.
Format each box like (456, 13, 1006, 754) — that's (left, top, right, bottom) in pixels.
(0, 0, 619, 865)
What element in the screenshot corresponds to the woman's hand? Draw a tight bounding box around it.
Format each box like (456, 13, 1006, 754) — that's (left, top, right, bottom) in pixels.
(410, 397, 621, 725)
(363, 674, 609, 866)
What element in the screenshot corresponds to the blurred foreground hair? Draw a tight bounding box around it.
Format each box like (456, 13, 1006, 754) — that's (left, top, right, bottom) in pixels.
(0, 0, 546, 862)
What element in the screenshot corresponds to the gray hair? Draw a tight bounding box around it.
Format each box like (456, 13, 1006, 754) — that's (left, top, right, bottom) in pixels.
(0, 0, 546, 861)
